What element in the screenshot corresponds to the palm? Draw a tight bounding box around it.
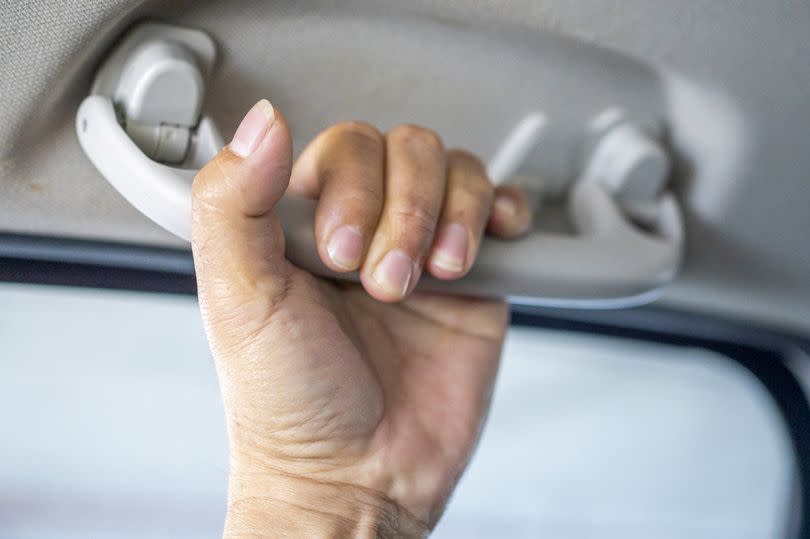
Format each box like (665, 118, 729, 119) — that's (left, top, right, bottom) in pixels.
(225, 263, 507, 519)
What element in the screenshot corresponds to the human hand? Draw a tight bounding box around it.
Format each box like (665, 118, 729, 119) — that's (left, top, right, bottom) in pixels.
(191, 100, 532, 537)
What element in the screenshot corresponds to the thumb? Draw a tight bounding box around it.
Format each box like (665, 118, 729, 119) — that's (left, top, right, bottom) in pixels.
(191, 99, 294, 348)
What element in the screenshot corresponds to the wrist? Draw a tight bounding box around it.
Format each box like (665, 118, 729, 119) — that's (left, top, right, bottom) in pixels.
(225, 464, 428, 539)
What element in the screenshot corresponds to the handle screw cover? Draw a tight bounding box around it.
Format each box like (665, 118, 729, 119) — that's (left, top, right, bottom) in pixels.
(582, 123, 671, 203)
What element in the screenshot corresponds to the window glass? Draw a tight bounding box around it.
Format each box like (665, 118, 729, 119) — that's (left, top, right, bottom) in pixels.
(0, 283, 795, 538)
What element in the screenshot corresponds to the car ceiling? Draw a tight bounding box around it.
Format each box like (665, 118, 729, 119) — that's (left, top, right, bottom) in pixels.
(1, 0, 809, 336)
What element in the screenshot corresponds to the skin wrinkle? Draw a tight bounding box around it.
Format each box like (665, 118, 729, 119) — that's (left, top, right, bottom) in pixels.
(229, 403, 373, 469)
(398, 296, 508, 342)
(388, 205, 440, 245)
(227, 489, 428, 538)
(227, 462, 427, 520)
(215, 267, 292, 341)
(192, 195, 228, 217)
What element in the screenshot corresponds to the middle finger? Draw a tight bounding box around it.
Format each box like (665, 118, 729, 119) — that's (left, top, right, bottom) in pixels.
(360, 125, 447, 302)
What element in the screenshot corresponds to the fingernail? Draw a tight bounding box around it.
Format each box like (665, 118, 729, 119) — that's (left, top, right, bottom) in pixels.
(494, 195, 517, 220)
(431, 223, 468, 273)
(372, 250, 414, 297)
(229, 99, 275, 157)
(327, 225, 364, 270)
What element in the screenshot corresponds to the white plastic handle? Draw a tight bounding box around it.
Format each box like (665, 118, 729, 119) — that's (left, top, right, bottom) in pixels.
(76, 95, 683, 307)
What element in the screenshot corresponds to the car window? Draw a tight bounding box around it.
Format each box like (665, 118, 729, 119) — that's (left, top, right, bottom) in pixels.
(0, 283, 795, 539)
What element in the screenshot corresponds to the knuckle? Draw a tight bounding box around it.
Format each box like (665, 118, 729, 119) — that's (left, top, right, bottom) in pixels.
(468, 174, 495, 203)
(389, 124, 444, 153)
(445, 186, 494, 230)
(449, 166, 494, 204)
(317, 163, 348, 186)
(446, 203, 486, 227)
(353, 182, 385, 209)
(390, 203, 439, 238)
(317, 162, 385, 208)
(338, 185, 385, 215)
(448, 148, 486, 173)
(331, 121, 384, 152)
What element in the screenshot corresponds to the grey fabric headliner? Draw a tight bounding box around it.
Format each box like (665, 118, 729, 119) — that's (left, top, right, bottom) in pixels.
(1, 0, 809, 335)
